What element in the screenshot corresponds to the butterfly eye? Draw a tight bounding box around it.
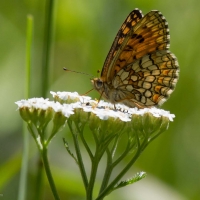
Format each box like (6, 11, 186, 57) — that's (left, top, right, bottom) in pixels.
(96, 79, 103, 88)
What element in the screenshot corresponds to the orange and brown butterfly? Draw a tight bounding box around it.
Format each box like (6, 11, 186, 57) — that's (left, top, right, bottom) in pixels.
(91, 9, 179, 108)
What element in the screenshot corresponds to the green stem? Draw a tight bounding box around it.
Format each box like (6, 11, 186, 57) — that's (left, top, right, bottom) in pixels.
(18, 15, 33, 200)
(92, 130, 99, 146)
(34, 1, 55, 197)
(109, 136, 119, 158)
(98, 148, 113, 194)
(99, 135, 132, 194)
(27, 124, 44, 200)
(28, 125, 47, 200)
(96, 149, 140, 200)
(99, 135, 120, 194)
(86, 134, 114, 200)
(76, 123, 94, 160)
(27, 124, 38, 144)
(35, 127, 45, 200)
(86, 149, 101, 200)
(42, 0, 55, 97)
(41, 145, 60, 200)
(96, 135, 148, 200)
(46, 129, 57, 145)
(68, 120, 88, 189)
(33, 157, 44, 200)
(36, 1, 55, 196)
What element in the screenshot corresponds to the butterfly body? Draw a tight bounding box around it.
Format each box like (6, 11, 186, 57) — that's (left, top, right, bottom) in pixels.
(91, 9, 179, 108)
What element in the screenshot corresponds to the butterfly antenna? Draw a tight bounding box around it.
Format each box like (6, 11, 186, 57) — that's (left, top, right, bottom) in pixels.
(63, 67, 94, 78)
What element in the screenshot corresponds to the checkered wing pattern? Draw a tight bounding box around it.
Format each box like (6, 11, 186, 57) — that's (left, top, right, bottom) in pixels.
(92, 9, 179, 108)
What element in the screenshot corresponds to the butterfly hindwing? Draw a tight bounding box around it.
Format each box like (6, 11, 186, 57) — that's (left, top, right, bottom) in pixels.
(112, 50, 179, 107)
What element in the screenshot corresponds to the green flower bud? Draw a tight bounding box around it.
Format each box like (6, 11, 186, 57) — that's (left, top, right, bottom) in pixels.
(18, 106, 32, 123)
(51, 111, 67, 134)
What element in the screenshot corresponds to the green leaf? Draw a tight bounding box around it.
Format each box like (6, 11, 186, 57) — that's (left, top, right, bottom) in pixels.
(63, 138, 78, 164)
(114, 172, 147, 190)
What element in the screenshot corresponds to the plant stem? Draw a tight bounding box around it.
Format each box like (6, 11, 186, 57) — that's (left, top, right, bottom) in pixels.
(96, 137, 147, 200)
(86, 149, 101, 200)
(35, 1, 55, 197)
(99, 136, 131, 194)
(96, 150, 140, 200)
(77, 124, 94, 160)
(33, 157, 44, 200)
(99, 135, 120, 194)
(68, 120, 88, 189)
(98, 148, 113, 194)
(41, 145, 60, 200)
(26, 125, 44, 200)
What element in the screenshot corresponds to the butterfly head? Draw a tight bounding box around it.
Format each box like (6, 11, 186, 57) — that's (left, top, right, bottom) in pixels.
(91, 78, 104, 91)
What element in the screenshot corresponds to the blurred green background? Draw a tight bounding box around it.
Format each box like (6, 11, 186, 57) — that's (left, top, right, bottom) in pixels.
(1, 0, 200, 199)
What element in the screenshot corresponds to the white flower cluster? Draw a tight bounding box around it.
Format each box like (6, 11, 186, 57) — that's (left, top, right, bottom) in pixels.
(50, 91, 91, 103)
(15, 97, 74, 118)
(49, 91, 176, 122)
(15, 92, 175, 122)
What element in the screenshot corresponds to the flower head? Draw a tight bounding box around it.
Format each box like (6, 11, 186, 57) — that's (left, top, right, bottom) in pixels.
(16, 91, 175, 148)
(50, 91, 175, 122)
(15, 98, 74, 140)
(15, 98, 53, 126)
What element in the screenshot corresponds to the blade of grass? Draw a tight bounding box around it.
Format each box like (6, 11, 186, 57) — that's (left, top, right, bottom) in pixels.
(17, 14, 33, 200)
(42, 0, 55, 97)
(34, 1, 56, 199)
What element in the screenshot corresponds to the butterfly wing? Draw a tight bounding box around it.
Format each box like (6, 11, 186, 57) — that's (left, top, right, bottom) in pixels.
(101, 8, 143, 81)
(94, 9, 179, 108)
(111, 50, 179, 107)
(101, 10, 170, 84)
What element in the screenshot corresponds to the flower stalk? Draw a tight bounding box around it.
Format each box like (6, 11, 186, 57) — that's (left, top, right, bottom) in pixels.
(67, 119, 88, 190)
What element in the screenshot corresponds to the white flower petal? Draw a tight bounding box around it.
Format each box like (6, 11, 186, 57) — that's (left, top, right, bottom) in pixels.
(16, 92, 176, 122)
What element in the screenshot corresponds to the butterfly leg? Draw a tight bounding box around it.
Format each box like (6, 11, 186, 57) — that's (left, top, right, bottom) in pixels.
(134, 102, 145, 109)
(97, 91, 104, 104)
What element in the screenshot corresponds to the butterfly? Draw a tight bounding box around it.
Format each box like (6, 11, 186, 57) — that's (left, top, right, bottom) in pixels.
(91, 9, 179, 108)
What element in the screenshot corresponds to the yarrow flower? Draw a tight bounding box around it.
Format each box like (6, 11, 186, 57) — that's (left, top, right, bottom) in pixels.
(16, 98, 74, 127)
(15, 91, 176, 200)
(50, 91, 92, 104)
(50, 91, 175, 121)
(15, 91, 175, 152)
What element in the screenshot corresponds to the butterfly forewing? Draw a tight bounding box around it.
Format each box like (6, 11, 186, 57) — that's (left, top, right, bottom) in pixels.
(101, 9, 143, 81)
(106, 10, 170, 83)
